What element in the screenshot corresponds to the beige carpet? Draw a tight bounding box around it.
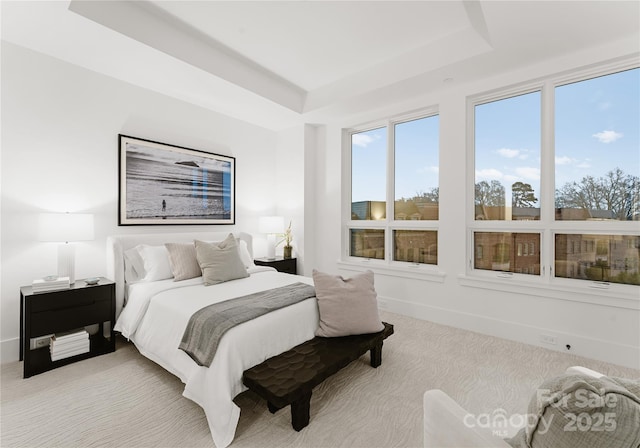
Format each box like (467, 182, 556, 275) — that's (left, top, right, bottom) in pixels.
(2, 311, 638, 448)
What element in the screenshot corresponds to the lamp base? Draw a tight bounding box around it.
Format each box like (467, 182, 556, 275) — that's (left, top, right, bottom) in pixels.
(58, 243, 76, 284)
(266, 234, 276, 260)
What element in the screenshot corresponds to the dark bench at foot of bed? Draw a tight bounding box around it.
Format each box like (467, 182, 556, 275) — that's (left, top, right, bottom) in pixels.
(242, 322, 394, 431)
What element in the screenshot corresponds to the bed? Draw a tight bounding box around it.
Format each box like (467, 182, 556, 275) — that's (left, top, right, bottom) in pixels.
(106, 232, 319, 448)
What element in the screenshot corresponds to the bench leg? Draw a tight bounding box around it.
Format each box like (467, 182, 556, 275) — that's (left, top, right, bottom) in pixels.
(291, 391, 312, 431)
(370, 341, 383, 368)
(268, 402, 281, 414)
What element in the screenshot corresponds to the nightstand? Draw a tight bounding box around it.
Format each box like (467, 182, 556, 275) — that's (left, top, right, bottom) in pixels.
(254, 257, 297, 275)
(20, 277, 116, 378)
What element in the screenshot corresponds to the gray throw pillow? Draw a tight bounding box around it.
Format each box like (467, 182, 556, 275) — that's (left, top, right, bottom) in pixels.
(312, 269, 384, 337)
(165, 242, 202, 281)
(194, 234, 249, 286)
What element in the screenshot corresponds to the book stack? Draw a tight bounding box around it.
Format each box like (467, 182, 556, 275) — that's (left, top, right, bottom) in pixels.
(50, 329, 90, 361)
(32, 276, 70, 293)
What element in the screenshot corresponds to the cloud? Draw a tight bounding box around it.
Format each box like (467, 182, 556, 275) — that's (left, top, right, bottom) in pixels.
(504, 174, 520, 184)
(592, 130, 623, 144)
(496, 148, 520, 158)
(515, 167, 540, 181)
(555, 156, 574, 165)
(495, 148, 530, 160)
(577, 162, 591, 169)
(352, 133, 376, 147)
(476, 168, 503, 180)
(476, 166, 539, 184)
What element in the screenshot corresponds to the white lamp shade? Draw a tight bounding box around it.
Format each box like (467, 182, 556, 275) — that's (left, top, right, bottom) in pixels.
(258, 216, 284, 234)
(38, 213, 94, 242)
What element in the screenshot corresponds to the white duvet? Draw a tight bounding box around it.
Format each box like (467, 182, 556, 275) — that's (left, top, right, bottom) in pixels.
(114, 268, 319, 448)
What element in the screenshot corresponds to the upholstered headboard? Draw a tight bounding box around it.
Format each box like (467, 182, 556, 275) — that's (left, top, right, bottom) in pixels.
(106, 231, 253, 318)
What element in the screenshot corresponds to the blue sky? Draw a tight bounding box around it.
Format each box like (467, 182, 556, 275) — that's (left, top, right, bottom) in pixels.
(475, 91, 541, 205)
(476, 68, 639, 206)
(555, 68, 639, 188)
(352, 127, 387, 202)
(352, 115, 439, 202)
(352, 68, 639, 206)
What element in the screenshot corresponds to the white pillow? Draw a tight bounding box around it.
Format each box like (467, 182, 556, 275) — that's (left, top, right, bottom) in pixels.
(238, 239, 255, 269)
(138, 245, 173, 282)
(124, 246, 146, 283)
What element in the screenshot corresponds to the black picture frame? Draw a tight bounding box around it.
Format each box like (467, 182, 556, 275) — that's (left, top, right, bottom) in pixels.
(118, 134, 235, 226)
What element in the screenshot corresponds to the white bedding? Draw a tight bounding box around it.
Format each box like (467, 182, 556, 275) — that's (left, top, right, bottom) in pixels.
(114, 267, 319, 448)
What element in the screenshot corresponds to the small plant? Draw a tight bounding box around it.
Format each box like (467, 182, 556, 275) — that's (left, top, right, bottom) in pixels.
(278, 221, 293, 248)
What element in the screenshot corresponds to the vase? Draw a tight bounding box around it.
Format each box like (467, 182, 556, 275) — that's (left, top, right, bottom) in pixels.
(283, 245, 292, 259)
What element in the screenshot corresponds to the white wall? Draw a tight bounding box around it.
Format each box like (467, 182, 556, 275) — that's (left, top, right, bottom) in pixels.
(311, 39, 640, 370)
(274, 125, 305, 269)
(0, 42, 282, 361)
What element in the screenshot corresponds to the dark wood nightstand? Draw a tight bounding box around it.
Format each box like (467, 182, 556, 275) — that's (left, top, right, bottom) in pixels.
(20, 277, 116, 378)
(254, 257, 297, 275)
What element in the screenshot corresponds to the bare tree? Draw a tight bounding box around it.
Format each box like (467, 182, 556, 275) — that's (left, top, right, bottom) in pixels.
(397, 188, 440, 206)
(555, 168, 640, 220)
(475, 180, 505, 206)
(415, 188, 439, 203)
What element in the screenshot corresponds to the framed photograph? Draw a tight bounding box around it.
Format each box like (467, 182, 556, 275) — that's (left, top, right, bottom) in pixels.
(119, 135, 235, 225)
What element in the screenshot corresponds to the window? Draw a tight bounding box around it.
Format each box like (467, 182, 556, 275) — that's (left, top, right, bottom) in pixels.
(470, 65, 639, 288)
(555, 69, 639, 221)
(555, 234, 639, 285)
(347, 111, 439, 267)
(474, 232, 540, 275)
(351, 127, 387, 220)
(394, 116, 439, 221)
(472, 90, 543, 279)
(394, 230, 437, 265)
(475, 91, 541, 221)
(350, 229, 385, 259)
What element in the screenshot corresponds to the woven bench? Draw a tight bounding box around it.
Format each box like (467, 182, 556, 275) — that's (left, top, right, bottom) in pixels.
(242, 322, 394, 431)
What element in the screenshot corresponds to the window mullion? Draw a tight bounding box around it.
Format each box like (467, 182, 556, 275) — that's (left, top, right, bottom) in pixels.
(386, 120, 395, 263)
(541, 79, 555, 281)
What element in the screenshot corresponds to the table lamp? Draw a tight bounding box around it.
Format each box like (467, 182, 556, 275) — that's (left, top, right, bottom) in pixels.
(38, 213, 95, 284)
(259, 216, 284, 260)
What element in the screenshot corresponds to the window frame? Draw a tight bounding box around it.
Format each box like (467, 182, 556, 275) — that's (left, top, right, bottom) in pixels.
(341, 107, 445, 281)
(465, 58, 640, 305)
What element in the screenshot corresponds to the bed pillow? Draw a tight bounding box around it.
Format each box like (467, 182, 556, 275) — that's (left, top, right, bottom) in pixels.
(165, 242, 202, 281)
(507, 373, 640, 448)
(238, 239, 255, 269)
(312, 269, 384, 337)
(124, 246, 146, 283)
(138, 245, 173, 282)
(195, 234, 249, 286)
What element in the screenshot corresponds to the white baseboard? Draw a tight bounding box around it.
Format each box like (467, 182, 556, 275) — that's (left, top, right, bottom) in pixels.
(378, 295, 640, 371)
(1, 337, 20, 364)
(5, 299, 637, 370)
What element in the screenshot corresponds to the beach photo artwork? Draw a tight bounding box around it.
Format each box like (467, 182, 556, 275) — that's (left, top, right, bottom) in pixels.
(119, 135, 235, 225)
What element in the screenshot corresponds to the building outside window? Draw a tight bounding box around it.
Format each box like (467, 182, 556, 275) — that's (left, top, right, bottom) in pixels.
(555, 234, 640, 285)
